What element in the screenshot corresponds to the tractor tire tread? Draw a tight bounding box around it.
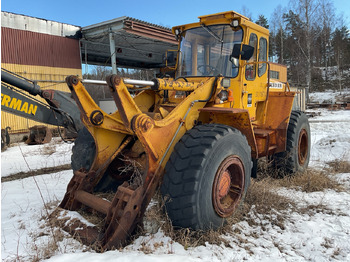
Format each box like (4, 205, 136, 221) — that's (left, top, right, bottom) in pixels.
(161, 124, 251, 229)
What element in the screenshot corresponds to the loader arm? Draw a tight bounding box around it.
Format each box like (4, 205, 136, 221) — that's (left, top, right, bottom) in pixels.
(60, 74, 217, 249)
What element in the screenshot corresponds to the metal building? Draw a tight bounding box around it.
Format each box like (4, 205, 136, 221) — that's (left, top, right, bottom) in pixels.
(1, 11, 178, 136)
(1, 11, 82, 133)
(80, 16, 178, 73)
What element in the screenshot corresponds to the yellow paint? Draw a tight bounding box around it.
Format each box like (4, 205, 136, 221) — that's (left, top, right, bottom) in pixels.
(1, 94, 38, 115)
(1, 94, 11, 107)
(172, 11, 294, 128)
(173, 11, 269, 36)
(9, 97, 23, 111)
(270, 63, 287, 83)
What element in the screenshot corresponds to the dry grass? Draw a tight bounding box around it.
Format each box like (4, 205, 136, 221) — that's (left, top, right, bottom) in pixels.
(276, 169, 344, 192)
(31, 228, 65, 262)
(326, 159, 350, 173)
(135, 161, 347, 251)
(256, 159, 344, 192)
(28, 201, 66, 261)
(1, 164, 71, 182)
(38, 159, 348, 254)
(138, 192, 231, 248)
(233, 179, 293, 230)
(137, 180, 294, 250)
(77, 208, 106, 227)
(117, 156, 144, 187)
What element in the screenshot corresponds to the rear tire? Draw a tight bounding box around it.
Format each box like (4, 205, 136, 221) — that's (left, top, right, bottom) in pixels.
(273, 111, 310, 174)
(161, 124, 252, 230)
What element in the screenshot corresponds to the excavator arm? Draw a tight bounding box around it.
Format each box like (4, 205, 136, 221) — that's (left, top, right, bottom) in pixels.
(1, 68, 83, 141)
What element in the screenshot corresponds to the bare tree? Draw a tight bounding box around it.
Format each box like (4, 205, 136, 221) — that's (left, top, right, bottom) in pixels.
(332, 16, 350, 92)
(270, 5, 287, 63)
(318, 0, 335, 83)
(288, 0, 321, 97)
(239, 6, 253, 21)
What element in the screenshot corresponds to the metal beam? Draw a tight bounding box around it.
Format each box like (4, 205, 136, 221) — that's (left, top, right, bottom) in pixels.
(109, 31, 117, 74)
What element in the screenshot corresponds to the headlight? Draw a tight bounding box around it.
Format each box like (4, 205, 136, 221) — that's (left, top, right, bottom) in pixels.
(231, 20, 239, 28)
(217, 90, 228, 101)
(221, 78, 231, 88)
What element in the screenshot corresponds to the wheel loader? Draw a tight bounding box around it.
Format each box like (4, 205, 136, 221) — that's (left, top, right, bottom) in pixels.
(57, 11, 310, 250)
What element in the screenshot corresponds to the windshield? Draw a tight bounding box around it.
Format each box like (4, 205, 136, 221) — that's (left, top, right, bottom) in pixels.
(176, 25, 243, 78)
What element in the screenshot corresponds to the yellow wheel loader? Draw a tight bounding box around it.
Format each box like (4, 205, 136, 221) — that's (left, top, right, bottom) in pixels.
(59, 11, 310, 250)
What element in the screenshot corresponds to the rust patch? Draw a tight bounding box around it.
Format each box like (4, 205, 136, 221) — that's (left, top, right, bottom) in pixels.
(90, 110, 104, 126)
(298, 128, 308, 165)
(212, 156, 245, 218)
(56, 181, 145, 251)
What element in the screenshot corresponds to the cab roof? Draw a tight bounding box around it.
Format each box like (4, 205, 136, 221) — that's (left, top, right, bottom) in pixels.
(172, 11, 269, 37)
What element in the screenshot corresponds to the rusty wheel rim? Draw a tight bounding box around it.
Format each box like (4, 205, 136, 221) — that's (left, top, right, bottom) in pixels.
(298, 129, 308, 165)
(212, 156, 245, 218)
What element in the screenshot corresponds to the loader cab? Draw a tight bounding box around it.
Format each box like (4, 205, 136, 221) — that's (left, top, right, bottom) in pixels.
(172, 11, 270, 122)
(175, 24, 244, 78)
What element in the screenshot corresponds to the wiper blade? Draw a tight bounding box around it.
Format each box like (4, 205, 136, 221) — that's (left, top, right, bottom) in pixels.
(201, 24, 223, 43)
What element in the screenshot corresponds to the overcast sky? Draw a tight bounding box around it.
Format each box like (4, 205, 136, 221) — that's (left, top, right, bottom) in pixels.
(1, 0, 349, 29)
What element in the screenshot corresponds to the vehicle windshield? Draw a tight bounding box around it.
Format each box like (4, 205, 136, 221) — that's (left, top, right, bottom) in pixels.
(176, 24, 243, 78)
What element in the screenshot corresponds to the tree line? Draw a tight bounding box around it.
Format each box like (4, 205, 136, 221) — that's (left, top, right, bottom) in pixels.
(254, 0, 350, 92)
(86, 0, 349, 94)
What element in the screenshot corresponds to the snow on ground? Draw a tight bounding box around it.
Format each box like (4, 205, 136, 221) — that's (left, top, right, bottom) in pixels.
(308, 108, 350, 168)
(1, 138, 73, 177)
(309, 88, 350, 104)
(1, 96, 350, 261)
(1, 171, 82, 261)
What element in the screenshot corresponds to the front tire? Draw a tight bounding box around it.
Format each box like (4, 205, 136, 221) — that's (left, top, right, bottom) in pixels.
(161, 124, 252, 230)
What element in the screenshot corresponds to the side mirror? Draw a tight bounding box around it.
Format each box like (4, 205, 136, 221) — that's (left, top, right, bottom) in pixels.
(230, 44, 255, 61)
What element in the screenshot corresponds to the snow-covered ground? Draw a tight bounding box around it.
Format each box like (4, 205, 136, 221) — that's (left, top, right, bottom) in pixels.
(309, 88, 350, 104)
(308, 109, 350, 168)
(1, 97, 350, 261)
(1, 138, 73, 177)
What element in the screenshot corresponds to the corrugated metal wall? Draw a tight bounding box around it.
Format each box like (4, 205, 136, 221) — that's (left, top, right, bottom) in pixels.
(2, 27, 81, 69)
(1, 26, 81, 134)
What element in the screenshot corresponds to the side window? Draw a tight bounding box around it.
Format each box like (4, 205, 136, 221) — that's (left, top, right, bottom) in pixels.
(258, 37, 267, 77)
(245, 33, 258, 80)
(270, 70, 280, 80)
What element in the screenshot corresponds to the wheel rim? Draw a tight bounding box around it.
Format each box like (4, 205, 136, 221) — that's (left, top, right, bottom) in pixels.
(298, 129, 308, 165)
(212, 155, 245, 218)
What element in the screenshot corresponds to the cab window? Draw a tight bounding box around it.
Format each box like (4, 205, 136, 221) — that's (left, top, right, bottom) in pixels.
(258, 37, 267, 77)
(245, 33, 258, 80)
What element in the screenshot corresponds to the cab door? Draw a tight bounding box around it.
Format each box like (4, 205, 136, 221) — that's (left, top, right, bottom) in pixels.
(242, 32, 268, 121)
